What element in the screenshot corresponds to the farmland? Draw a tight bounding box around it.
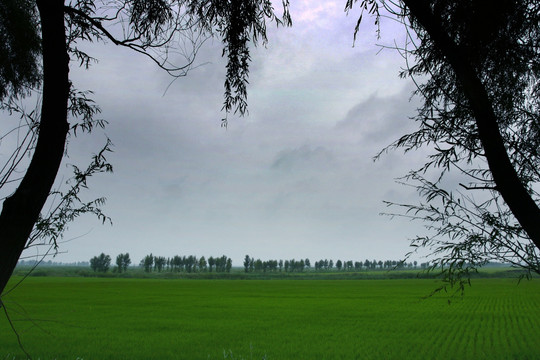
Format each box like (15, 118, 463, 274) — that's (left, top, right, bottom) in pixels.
(1, 276, 539, 359)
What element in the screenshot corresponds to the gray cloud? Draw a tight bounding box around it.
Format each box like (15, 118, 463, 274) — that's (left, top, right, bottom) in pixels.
(13, 3, 434, 265)
(271, 145, 335, 172)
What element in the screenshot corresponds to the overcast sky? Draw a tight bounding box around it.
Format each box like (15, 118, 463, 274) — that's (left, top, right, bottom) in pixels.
(15, 1, 435, 265)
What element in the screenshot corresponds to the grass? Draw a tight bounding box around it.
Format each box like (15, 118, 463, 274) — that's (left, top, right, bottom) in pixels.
(1, 277, 539, 359)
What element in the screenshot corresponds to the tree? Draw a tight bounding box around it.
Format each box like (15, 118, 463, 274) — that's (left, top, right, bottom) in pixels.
(243, 255, 251, 273)
(254, 259, 263, 272)
(115, 253, 131, 273)
(347, 0, 540, 288)
(0, 0, 291, 297)
(208, 256, 215, 272)
(90, 253, 111, 272)
(198, 256, 207, 272)
(141, 254, 154, 273)
(154, 256, 166, 272)
(336, 260, 343, 271)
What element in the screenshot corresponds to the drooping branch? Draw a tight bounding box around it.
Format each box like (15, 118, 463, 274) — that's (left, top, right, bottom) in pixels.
(63, 5, 203, 78)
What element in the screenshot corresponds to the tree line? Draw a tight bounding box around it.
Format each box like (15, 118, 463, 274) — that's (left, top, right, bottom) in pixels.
(88, 253, 428, 274)
(90, 253, 131, 273)
(139, 254, 232, 273)
(89, 253, 232, 273)
(242, 255, 428, 273)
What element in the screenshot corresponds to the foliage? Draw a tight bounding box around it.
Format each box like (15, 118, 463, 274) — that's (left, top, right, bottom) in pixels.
(186, 0, 292, 120)
(138, 254, 232, 273)
(115, 253, 131, 273)
(63, 0, 291, 119)
(347, 0, 540, 289)
(89, 253, 111, 272)
(0, 0, 41, 101)
(140, 253, 154, 273)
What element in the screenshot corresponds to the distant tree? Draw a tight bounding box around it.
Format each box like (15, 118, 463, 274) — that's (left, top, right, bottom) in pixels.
(208, 256, 215, 272)
(278, 259, 283, 272)
(141, 254, 154, 273)
(254, 259, 263, 272)
(304, 258, 310, 269)
(115, 253, 131, 273)
(186, 255, 198, 273)
(336, 260, 343, 271)
(90, 253, 111, 272)
(214, 255, 228, 272)
(354, 261, 361, 271)
(115, 254, 123, 273)
(284, 260, 290, 273)
(199, 256, 207, 272)
(153, 256, 166, 272)
(329, 260, 334, 270)
(243, 255, 251, 273)
(170, 255, 182, 272)
(226, 258, 232, 273)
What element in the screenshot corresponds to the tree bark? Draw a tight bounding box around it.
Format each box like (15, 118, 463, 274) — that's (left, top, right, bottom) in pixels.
(403, 0, 540, 248)
(0, 0, 69, 297)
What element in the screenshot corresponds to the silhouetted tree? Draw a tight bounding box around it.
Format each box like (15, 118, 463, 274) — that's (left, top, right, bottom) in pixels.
(0, 0, 291, 298)
(348, 0, 540, 287)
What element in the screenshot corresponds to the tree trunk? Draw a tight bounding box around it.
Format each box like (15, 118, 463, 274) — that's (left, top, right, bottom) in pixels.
(403, 0, 540, 249)
(0, 0, 69, 297)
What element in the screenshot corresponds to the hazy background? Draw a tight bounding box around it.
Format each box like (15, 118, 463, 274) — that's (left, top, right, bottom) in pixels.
(14, 1, 434, 265)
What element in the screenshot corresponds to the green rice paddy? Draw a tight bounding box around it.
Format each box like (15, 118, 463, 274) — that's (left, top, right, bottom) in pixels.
(1, 277, 539, 359)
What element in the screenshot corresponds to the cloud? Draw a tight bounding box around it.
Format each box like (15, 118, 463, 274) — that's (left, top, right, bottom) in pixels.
(15, 1, 434, 266)
(271, 145, 335, 172)
(336, 84, 418, 146)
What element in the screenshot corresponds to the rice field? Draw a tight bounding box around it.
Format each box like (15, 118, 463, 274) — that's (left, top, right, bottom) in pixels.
(1, 277, 539, 359)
